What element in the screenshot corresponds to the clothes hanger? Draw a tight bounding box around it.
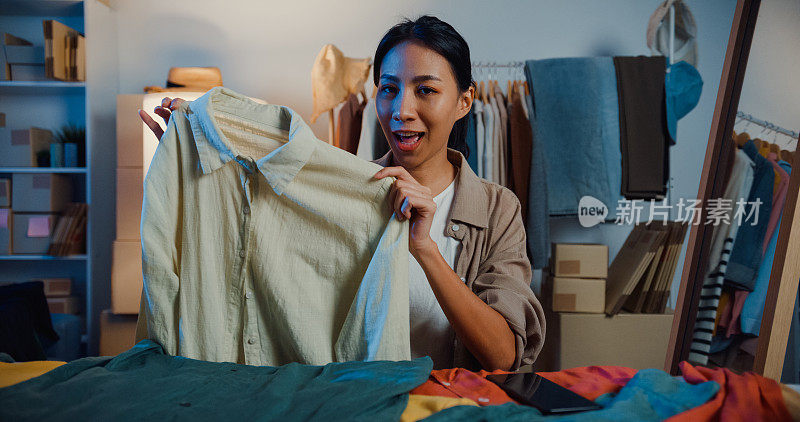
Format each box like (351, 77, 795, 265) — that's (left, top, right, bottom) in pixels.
(768, 131, 781, 159)
(516, 65, 530, 119)
(755, 126, 770, 157)
(472, 63, 479, 101)
(479, 63, 488, 103)
(474, 62, 482, 103)
(734, 117, 751, 147)
(778, 132, 796, 165)
(505, 64, 513, 100)
(489, 63, 495, 98)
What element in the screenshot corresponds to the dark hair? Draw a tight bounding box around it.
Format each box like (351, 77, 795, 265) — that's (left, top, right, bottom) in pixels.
(373, 15, 473, 159)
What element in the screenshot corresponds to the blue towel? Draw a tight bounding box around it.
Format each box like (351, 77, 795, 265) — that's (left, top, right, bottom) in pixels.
(525, 57, 622, 219)
(522, 83, 550, 269)
(421, 368, 719, 421)
(0, 340, 433, 422)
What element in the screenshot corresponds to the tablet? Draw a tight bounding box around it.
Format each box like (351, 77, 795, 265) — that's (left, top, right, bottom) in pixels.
(485, 372, 602, 415)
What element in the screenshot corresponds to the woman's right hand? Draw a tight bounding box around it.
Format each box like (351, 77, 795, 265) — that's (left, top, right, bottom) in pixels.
(138, 97, 186, 139)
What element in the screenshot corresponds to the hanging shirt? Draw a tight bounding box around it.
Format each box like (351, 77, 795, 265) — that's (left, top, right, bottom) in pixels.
(472, 100, 485, 179)
(139, 86, 410, 366)
(464, 109, 478, 175)
(508, 88, 533, 221)
(355, 97, 389, 161)
(493, 90, 508, 188)
(481, 96, 495, 182)
(409, 179, 461, 369)
(688, 149, 754, 365)
(336, 92, 367, 155)
(487, 94, 500, 183)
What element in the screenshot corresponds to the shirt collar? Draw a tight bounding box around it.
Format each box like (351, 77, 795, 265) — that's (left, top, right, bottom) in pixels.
(186, 86, 317, 196)
(373, 148, 488, 229)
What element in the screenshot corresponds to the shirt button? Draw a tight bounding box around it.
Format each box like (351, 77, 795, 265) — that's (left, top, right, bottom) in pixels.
(245, 291, 253, 299)
(243, 206, 251, 215)
(239, 250, 246, 258)
(247, 338, 255, 345)
(451, 224, 460, 232)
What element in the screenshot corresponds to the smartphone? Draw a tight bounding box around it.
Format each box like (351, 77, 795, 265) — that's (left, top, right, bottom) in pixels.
(485, 372, 602, 415)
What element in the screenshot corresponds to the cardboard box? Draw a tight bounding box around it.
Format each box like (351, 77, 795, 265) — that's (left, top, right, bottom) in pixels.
(0, 178, 9, 207)
(551, 277, 605, 313)
(32, 277, 71, 297)
(117, 92, 204, 170)
(116, 168, 143, 240)
(5, 45, 44, 64)
(606, 224, 669, 315)
(0, 127, 52, 167)
(0, 208, 10, 254)
(551, 243, 608, 279)
(10, 64, 47, 81)
(111, 240, 142, 314)
(100, 309, 138, 356)
(11, 173, 72, 212)
(536, 311, 674, 371)
(47, 296, 80, 314)
(12, 212, 56, 254)
(2, 33, 32, 80)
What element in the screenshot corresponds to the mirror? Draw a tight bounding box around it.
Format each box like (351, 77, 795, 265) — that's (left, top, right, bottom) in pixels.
(668, 0, 800, 381)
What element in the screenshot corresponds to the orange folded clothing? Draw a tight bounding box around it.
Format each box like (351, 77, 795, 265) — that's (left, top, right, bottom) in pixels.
(670, 361, 791, 421)
(411, 367, 519, 406)
(411, 362, 794, 420)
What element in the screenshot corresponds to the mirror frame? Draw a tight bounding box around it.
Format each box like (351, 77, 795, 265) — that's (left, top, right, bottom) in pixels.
(666, 0, 800, 380)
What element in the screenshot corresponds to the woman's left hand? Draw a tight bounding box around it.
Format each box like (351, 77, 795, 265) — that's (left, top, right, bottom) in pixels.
(374, 166, 437, 258)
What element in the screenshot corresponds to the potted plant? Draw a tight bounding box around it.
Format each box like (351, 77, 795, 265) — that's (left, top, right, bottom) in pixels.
(54, 123, 85, 168)
(50, 137, 64, 167)
(37, 150, 51, 167)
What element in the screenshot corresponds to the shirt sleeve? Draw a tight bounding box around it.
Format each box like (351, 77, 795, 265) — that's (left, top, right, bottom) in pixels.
(473, 188, 546, 370)
(140, 116, 183, 356)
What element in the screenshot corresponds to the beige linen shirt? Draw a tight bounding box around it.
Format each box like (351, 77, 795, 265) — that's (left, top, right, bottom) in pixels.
(137, 87, 409, 366)
(373, 148, 546, 371)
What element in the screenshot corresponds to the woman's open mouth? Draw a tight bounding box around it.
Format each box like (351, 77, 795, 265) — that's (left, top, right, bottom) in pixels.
(392, 130, 425, 152)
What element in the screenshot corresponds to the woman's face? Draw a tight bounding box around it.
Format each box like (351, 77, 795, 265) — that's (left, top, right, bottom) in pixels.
(376, 40, 472, 169)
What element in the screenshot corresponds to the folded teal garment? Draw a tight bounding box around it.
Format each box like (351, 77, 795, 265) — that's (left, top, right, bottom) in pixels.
(0, 340, 433, 422)
(421, 368, 719, 421)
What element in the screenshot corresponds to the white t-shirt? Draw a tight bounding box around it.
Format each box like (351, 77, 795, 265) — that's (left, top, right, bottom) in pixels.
(409, 179, 461, 369)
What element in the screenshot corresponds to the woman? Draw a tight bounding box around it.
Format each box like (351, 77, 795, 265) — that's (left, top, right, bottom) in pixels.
(139, 15, 544, 371)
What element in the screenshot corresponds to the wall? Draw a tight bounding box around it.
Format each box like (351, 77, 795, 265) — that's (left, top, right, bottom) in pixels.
(106, 0, 738, 306)
(737, 0, 800, 141)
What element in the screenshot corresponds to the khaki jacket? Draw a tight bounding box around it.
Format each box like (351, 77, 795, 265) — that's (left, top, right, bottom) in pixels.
(373, 148, 546, 371)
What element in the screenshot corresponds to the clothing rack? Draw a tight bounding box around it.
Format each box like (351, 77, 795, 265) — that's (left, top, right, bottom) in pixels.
(736, 111, 800, 141)
(472, 61, 524, 68)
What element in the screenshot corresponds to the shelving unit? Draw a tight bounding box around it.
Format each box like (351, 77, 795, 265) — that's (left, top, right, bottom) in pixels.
(0, 80, 86, 95)
(0, 0, 118, 357)
(0, 167, 87, 173)
(0, 254, 88, 260)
